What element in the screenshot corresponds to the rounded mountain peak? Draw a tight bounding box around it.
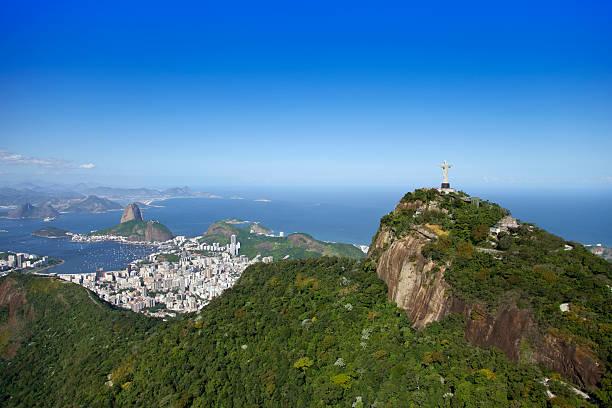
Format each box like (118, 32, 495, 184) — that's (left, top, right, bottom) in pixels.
(120, 203, 143, 223)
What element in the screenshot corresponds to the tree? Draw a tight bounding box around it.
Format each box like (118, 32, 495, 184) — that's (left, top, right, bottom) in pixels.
(471, 224, 489, 243)
(457, 242, 475, 260)
(293, 357, 314, 371)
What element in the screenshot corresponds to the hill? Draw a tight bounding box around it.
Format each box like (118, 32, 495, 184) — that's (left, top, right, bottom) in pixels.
(1, 259, 601, 407)
(31, 226, 71, 239)
(0, 274, 162, 406)
(89, 202, 174, 242)
(368, 188, 611, 393)
(90, 219, 174, 242)
(0, 187, 82, 207)
(1, 190, 610, 407)
(61, 195, 122, 213)
(201, 220, 365, 260)
(7, 203, 59, 219)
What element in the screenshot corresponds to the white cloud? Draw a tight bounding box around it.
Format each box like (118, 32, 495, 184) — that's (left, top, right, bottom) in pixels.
(0, 148, 95, 170)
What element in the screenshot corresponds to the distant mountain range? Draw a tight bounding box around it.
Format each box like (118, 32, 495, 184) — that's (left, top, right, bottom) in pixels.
(7, 203, 59, 220)
(0, 184, 220, 219)
(56, 195, 123, 213)
(1, 195, 123, 219)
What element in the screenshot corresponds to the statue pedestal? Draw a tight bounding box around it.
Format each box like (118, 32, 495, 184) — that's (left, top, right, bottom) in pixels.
(437, 186, 456, 194)
(441, 183, 450, 189)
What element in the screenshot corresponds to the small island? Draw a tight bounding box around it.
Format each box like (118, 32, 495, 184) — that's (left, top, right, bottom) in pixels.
(31, 226, 72, 239)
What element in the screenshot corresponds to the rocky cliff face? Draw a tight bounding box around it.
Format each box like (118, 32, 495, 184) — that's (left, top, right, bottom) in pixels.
(120, 203, 144, 223)
(372, 230, 453, 329)
(368, 194, 604, 389)
(455, 301, 602, 390)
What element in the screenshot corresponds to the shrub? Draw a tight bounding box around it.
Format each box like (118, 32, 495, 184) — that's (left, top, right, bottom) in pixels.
(331, 373, 353, 389)
(456, 242, 474, 259)
(293, 357, 314, 371)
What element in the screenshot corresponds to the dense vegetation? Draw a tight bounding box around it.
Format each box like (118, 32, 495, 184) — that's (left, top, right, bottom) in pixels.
(0, 259, 600, 407)
(30, 226, 71, 238)
(201, 220, 365, 260)
(375, 189, 612, 404)
(0, 274, 162, 407)
(377, 189, 506, 246)
(1, 189, 609, 407)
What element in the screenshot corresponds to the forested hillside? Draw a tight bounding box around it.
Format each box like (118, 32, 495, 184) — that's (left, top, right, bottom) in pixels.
(1, 258, 602, 407)
(201, 220, 365, 260)
(0, 275, 162, 407)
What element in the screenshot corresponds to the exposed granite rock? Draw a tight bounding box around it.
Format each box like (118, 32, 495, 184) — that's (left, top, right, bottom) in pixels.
(368, 197, 604, 389)
(374, 233, 453, 329)
(120, 203, 143, 223)
(454, 300, 603, 389)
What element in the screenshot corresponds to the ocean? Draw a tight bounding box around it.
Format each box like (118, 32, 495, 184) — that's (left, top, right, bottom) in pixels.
(0, 187, 609, 274)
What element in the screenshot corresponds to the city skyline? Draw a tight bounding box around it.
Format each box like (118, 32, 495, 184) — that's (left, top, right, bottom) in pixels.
(1, 1, 611, 190)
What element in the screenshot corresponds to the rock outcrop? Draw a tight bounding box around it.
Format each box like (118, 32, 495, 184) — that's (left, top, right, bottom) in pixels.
(120, 203, 143, 223)
(456, 301, 602, 390)
(368, 191, 605, 389)
(372, 232, 453, 329)
(7, 203, 59, 219)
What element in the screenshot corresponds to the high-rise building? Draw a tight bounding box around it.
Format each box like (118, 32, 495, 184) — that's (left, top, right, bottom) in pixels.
(16, 254, 24, 268)
(230, 234, 236, 246)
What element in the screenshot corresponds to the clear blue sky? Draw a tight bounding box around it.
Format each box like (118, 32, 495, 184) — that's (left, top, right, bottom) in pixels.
(1, 0, 611, 190)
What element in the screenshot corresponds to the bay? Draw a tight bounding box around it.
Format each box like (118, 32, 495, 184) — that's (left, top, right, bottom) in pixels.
(0, 188, 609, 275)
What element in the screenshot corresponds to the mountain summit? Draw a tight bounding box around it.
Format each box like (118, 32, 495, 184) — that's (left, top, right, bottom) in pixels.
(120, 203, 144, 223)
(90, 202, 173, 242)
(368, 188, 610, 389)
(1, 189, 610, 406)
(7, 202, 59, 219)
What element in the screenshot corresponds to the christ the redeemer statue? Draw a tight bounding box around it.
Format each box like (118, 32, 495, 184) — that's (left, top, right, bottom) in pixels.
(440, 160, 452, 189)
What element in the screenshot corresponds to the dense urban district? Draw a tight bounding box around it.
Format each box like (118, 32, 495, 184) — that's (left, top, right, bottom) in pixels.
(5, 203, 366, 317)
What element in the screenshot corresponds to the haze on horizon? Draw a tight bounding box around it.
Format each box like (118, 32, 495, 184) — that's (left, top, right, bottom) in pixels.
(1, 1, 611, 192)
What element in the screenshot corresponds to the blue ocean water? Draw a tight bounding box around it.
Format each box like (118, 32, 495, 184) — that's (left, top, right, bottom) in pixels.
(0, 212, 156, 274)
(0, 188, 609, 274)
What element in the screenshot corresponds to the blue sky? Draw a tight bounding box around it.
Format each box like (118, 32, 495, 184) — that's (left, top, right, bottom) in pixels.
(1, 0, 611, 190)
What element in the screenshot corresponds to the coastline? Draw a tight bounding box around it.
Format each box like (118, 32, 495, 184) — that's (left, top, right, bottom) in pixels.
(31, 259, 65, 275)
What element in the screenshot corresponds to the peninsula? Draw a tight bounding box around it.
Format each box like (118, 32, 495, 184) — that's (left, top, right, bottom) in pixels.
(86, 203, 175, 243)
